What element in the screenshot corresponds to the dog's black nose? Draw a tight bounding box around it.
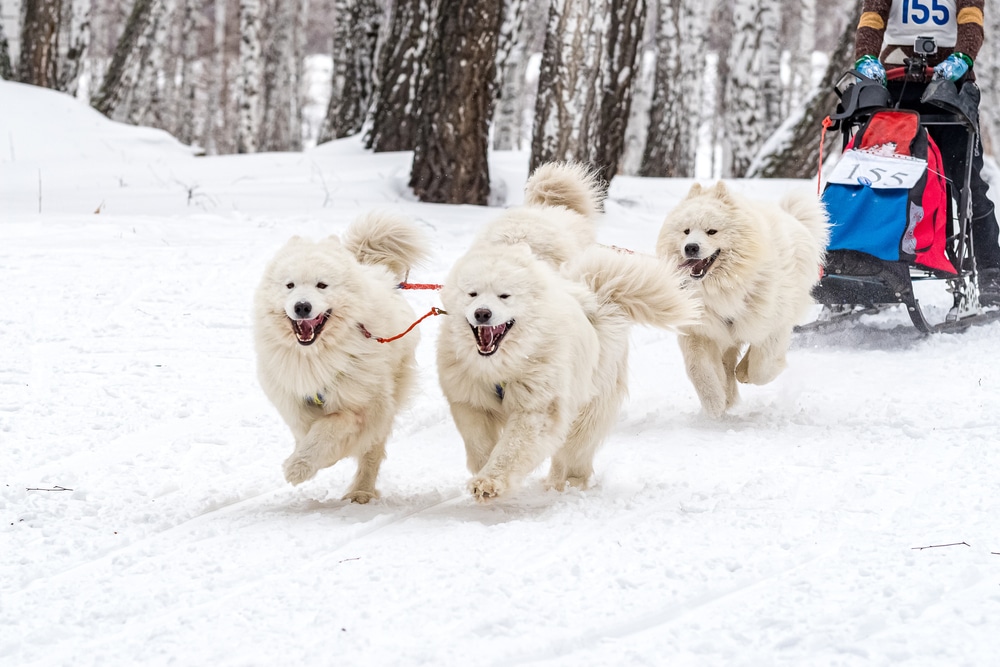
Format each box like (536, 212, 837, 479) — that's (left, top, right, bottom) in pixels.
(294, 301, 312, 318)
(474, 307, 492, 324)
(684, 243, 700, 258)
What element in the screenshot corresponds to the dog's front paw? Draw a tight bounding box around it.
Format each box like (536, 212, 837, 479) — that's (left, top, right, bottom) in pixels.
(283, 456, 318, 486)
(468, 475, 507, 502)
(342, 488, 379, 504)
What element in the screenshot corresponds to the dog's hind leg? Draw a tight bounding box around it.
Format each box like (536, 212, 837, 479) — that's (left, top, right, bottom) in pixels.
(722, 345, 741, 412)
(735, 331, 789, 386)
(343, 438, 387, 504)
(679, 334, 730, 417)
(547, 387, 621, 491)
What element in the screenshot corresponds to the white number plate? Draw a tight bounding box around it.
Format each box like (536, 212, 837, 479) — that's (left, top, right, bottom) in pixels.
(827, 150, 927, 189)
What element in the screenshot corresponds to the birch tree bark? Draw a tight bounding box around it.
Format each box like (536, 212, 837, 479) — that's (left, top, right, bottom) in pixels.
(58, 0, 91, 95)
(409, 0, 503, 204)
(259, 0, 305, 152)
(17, 0, 62, 89)
(91, 0, 158, 117)
(745, 13, 856, 179)
(639, 0, 707, 177)
(237, 0, 262, 153)
(319, 0, 381, 143)
(0, 17, 13, 80)
(367, 0, 437, 152)
(492, 0, 528, 150)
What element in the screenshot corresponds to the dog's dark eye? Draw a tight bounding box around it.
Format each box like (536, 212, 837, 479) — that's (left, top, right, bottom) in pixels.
(706, 229, 718, 236)
(683, 229, 690, 235)
(468, 292, 478, 298)
(499, 294, 510, 300)
(286, 282, 295, 289)
(316, 282, 328, 289)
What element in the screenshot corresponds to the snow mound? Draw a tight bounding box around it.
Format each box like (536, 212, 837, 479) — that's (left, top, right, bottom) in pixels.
(0, 80, 197, 164)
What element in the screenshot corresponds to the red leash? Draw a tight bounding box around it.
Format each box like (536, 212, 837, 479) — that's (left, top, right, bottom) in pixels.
(398, 282, 443, 290)
(817, 115, 834, 195)
(358, 306, 447, 344)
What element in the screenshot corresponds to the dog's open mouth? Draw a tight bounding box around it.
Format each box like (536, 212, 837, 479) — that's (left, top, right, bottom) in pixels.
(682, 249, 721, 279)
(289, 310, 331, 346)
(472, 320, 514, 356)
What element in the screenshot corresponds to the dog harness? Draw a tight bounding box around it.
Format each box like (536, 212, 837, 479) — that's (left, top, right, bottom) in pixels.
(305, 392, 325, 407)
(495, 382, 506, 402)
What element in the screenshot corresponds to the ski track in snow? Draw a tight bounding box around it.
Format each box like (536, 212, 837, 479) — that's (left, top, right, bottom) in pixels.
(2, 80, 1000, 665)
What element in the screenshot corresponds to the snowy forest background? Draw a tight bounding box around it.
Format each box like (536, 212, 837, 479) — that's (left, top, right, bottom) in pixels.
(4, 0, 1000, 205)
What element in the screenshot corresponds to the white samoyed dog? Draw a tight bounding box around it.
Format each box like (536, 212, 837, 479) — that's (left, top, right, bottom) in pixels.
(656, 182, 829, 417)
(253, 212, 428, 502)
(437, 162, 701, 501)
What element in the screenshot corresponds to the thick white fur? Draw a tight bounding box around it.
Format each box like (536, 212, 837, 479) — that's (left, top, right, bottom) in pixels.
(656, 182, 829, 417)
(437, 163, 699, 501)
(253, 212, 428, 502)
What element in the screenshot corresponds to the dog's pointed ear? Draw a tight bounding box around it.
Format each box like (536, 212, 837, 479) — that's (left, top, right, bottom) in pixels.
(687, 182, 703, 197)
(709, 181, 733, 204)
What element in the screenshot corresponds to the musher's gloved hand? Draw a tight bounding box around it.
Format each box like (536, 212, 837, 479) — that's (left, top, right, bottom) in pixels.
(854, 55, 886, 86)
(933, 53, 972, 81)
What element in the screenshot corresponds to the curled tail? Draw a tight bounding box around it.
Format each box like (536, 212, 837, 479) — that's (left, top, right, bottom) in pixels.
(568, 246, 702, 329)
(779, 189, 831, 253)
(343, 211, 429, 283)
(524, 162, 606, 219)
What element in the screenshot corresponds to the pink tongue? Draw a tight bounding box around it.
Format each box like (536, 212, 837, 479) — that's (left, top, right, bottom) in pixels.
(479, 324, 503, 349)
(298, 317, 321, 338)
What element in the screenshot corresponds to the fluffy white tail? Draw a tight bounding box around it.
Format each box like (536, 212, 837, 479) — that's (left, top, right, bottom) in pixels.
(343, 211, 429, 282)
(524, 162, 605, 219)
(569, 246, 702, 329)
(780, 189, 831, 250)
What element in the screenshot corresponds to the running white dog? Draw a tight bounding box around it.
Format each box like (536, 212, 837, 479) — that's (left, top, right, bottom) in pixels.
(656, 182, 829, 417)
(253, 213, 428, 502)
(437, 163, 700, 501)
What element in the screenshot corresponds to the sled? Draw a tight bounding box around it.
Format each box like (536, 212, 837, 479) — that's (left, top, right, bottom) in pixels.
(803, 57, 998, 334)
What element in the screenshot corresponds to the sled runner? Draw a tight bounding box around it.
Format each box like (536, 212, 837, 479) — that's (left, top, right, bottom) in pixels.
(804, 57, 1000, 333)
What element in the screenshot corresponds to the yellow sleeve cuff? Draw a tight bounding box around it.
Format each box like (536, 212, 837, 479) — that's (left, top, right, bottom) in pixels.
(957, 7, 984, 26)
(858, 12, 885, 30)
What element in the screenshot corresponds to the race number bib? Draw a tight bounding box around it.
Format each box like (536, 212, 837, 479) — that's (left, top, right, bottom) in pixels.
(828, 149, 927, 189)
(886, 0, 957, 48)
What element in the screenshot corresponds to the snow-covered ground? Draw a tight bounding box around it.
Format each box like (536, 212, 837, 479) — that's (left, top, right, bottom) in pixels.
(2, 79, 1000, 666)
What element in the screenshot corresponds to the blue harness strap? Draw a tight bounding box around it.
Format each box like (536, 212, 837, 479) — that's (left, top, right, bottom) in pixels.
(494, 383, 506, 401)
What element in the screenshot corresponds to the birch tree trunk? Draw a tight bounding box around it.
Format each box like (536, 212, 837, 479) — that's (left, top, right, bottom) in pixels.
(91, 0, 157, 117)
(492, 0, 529, 150)
(58, 0, 91, 95)
(530, 0, 606, 174)
(175, 0, 200, 146)
(319, 0, 381, 143)
(745, 13, 856, 179)
(724, 0, 767, 177)
(409, 0, 503, 204)
(978, 5, 1000, 153)
(259, 0, 305, 152)
(639, 0, 707, 177)
(0, 17, 13, 81)
(790, 0, 816, 112)
(367, 0, 437, 152)
(237, 0, 262, 153)
(593, 0, 646, 183)
(17, 0, 62, 89)
(203, 0, 228, 154)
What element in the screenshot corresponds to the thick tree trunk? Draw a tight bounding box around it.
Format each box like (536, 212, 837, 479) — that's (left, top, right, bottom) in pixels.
(409, 0, 503, 205)
(319, 0, 380, 143)
(366, 0, 436, 152)
(17, 0, 62, 89)
(640, 0, 706, 177)
(529, 0, 605, 174)
(492, 0, 528, 150)
(58, 0, 91, 95)
(91, 0, 157, 116)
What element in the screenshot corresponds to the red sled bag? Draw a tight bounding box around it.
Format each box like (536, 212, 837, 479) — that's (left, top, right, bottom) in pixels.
(823, 109, 955, 274)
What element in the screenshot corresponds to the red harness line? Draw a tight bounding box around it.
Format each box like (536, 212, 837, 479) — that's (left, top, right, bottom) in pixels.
(357, 281, 447, 343)
(818, 115, 834, 195)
